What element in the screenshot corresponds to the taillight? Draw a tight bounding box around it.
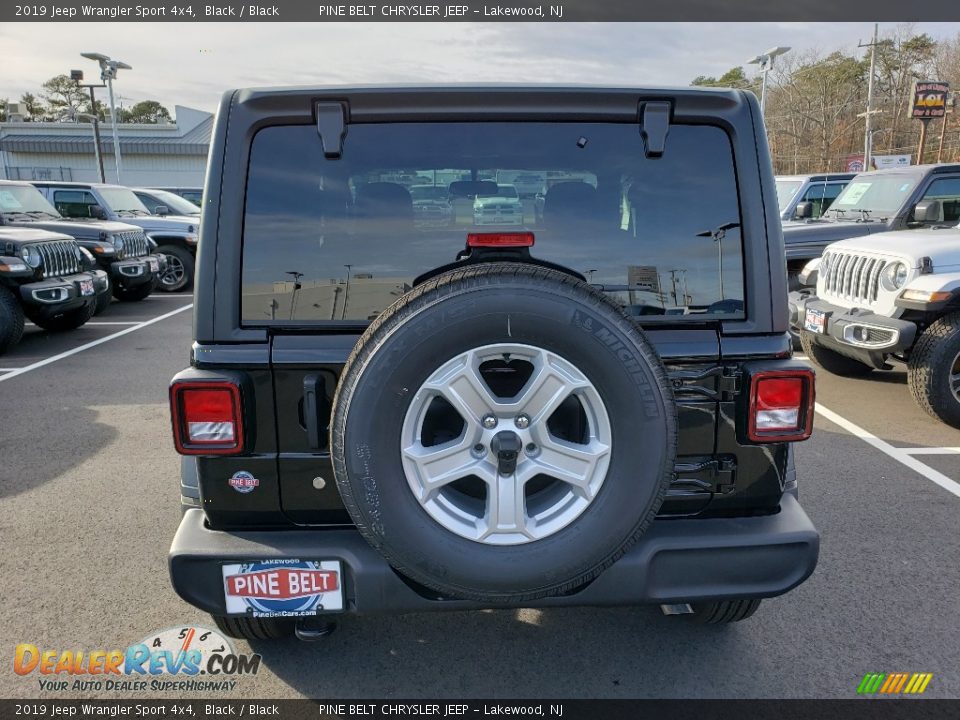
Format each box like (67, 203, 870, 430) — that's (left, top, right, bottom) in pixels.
(170, 381, 244, 455)
(467, 232, 535, 248)
(748, 370, 815, 442)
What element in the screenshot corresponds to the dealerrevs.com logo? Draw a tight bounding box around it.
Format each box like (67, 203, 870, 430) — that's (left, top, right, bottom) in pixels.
(14, 626, 261, 693)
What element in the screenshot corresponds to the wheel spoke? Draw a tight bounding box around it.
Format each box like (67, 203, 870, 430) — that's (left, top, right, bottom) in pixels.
(402, 439, 479, 501)
(515, 355, 589, 423)
(482, 472, 529, 539)
(424, 353, 499, 427)
(531, 438, 610, 499)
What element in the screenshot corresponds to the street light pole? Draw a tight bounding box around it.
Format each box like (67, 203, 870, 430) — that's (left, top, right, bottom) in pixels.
(859, 24, 881, 170)
(81, 53, 132, 184)
(747, 46, 791, 121)
(70, 70, 107, 183)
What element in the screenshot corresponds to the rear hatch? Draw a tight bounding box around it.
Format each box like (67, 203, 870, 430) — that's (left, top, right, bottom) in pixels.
(199, 88, 791, 527)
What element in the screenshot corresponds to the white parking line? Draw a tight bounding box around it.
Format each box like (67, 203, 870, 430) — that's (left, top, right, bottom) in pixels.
(900, 447, 960, 455)
(0, 304, 193, 385)
(815, 403, 960, 499)
(84, 321, 142, 326)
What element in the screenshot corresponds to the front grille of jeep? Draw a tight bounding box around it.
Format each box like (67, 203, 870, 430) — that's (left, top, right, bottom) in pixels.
(821, 251, 888, 305)
(116, 230, 149, 259)
(38, 241, 81, 279)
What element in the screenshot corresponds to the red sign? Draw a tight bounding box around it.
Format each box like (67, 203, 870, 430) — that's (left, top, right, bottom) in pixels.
(911, 81, 949, 119)
(226, 568, 339, 599)
(845, 154, 865, 172)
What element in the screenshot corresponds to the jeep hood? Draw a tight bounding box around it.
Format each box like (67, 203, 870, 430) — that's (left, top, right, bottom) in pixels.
(4, 218, 141, 240)
(828, 228, 960, 271)
(781, 220, 881, 245)
(121, 215, 197, 233)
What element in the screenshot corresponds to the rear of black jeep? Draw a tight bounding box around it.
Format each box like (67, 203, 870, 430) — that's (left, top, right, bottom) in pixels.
(168, 86, 818, 640)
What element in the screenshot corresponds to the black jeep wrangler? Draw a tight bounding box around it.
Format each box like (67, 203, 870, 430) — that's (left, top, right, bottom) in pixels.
(169, 86, 819, 640)
(0, 226, 107, 353)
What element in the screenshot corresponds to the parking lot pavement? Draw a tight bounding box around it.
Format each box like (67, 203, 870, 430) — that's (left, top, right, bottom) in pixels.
(0, 317, 957, 700)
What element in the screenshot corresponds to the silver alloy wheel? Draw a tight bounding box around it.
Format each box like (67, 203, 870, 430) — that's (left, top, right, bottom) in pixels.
(159, 253, 185, 288)
(400, 343, 612, 545)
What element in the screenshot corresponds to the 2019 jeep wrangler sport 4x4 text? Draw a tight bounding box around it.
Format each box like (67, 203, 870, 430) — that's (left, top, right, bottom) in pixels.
(168, 85, 819, 640)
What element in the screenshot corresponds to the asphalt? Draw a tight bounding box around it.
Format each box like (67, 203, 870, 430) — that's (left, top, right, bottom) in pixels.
(0, 296, 958, 700)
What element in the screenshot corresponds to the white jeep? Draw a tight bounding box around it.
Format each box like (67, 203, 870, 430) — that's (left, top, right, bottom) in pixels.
(790, 216, 960, 427)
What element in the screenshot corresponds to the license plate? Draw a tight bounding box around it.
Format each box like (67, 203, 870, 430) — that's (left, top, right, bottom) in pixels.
(222, 560, 343, 616)
(79, 280, 94, 296)
(804, 308, 826, 334)
(148, 259, 159, 273)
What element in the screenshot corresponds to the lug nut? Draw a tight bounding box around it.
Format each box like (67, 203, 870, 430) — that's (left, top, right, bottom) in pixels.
(515, 414, 530, 429)
(525, 443, 539, 456)
(482, 414, 498, 429)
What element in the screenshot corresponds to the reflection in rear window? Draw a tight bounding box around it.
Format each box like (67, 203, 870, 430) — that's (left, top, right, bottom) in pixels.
(241, 122, 745, 325)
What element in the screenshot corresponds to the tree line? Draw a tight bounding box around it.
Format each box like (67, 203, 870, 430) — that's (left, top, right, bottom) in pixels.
(0, 74, 171, 124)
(692, 27, 960, 173)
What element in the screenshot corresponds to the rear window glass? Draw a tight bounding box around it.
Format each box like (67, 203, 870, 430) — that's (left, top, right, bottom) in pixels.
(241, 122, 745, 325)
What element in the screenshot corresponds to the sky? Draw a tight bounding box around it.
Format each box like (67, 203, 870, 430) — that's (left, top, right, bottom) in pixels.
(2, 22, 959, 116)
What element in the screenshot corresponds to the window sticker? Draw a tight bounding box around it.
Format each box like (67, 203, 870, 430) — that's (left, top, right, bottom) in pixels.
(837, 182, 871, 205)
(0, 191, 23, 210)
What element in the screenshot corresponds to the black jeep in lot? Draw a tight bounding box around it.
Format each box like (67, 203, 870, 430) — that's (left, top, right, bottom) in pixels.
(0, 180, 162, 313)
(783, 163, 960, 288)
(0, 226, 106, 353)
(168, 85, 819, 640)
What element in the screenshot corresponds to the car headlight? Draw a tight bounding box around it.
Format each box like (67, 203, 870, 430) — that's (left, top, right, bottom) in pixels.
(79, 247, 96, 262)
(20, 245, 42, 268)
(73, 244, 84, 262)
(881, 262, 908, 291)
(112, 234, 125, 252)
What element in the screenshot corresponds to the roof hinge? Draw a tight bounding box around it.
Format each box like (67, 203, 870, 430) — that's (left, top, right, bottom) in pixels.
(639, 100, 672, 158)
(315, 101, 348, 159)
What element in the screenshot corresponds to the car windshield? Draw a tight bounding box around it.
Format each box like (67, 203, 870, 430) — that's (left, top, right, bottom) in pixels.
(139, 189, 201, 215)
(774, 180, 803, 212)
(830, 174, 919, 217)
(410, 186, 448, 201)
(98, 187, 151, 216)
(241, 121, 746, 325)
(0, 184, 62, 218)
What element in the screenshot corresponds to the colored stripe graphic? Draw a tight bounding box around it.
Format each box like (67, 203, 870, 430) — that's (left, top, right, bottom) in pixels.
(858, 672, 932, 695)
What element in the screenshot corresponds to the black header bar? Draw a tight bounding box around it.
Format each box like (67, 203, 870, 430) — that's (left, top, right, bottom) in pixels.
(4, 0, 960, 22)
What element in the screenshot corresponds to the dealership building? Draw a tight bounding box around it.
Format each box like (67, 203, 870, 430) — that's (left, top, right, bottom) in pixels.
(0, 105, 212, 187)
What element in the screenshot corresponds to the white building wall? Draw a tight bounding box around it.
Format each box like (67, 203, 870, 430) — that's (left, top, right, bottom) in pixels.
(2, 150, 208, 186)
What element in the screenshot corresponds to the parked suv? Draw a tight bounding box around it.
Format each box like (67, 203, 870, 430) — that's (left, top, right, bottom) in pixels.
(775, 173, 854, 222)
(782, 164, 960, 288)
(0, 227, 106, 353)
(791, 220, 960, 427)
(0, 180, 160, 313)
(168, 85, 819, 641)
(32, 181, 198, 293)
(132, 188, 201, 218)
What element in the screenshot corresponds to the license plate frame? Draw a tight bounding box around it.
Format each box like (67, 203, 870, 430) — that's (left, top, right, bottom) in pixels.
(222, 560, 343, 616)
(804, 308, 826, 334)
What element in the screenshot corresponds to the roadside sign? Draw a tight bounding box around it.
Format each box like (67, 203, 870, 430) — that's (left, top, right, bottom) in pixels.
(628, 265, 660, 293)
(910, 81, 949, 119)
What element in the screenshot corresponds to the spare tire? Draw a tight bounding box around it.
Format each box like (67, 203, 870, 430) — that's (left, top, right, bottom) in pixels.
(330, 263, 677, 603)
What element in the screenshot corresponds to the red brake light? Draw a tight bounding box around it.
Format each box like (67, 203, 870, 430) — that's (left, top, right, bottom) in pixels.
(748, 370, 815, 442)
(170, 381, 244, 455)
(467, 232, 535, 248)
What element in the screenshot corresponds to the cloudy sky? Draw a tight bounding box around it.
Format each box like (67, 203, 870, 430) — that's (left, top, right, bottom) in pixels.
(2, 22, 958, 115)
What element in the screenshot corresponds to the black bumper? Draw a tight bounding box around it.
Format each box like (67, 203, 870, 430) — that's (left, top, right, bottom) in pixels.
(109, 254, 163, 287)
(169, 495, 819, 616)
(789, 292, 917, 368)
(18, 270, 102, 311)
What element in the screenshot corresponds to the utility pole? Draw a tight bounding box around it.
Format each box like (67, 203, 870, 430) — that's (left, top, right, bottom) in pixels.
(859, 24, 882, 171)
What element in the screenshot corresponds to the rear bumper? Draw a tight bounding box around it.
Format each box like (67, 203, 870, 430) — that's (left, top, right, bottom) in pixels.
(169, 494, 819, 616)
(789, 291, 917, 368)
